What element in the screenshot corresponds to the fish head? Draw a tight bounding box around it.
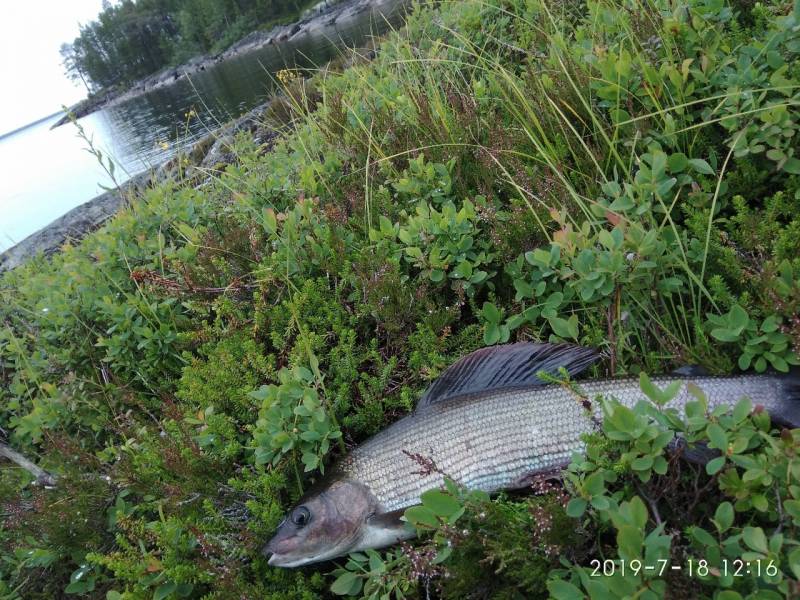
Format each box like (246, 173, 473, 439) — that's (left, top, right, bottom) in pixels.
(264, 478, 379, 567)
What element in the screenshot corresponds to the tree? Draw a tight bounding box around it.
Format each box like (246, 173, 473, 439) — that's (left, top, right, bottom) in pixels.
(59, 42, 91, 94)
(63, 0, 316, 91)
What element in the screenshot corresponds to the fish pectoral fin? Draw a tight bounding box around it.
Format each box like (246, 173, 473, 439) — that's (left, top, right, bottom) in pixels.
(417, 342, 600, 411)
(356, 509, 415, 552)
(366, 508, 407, 530)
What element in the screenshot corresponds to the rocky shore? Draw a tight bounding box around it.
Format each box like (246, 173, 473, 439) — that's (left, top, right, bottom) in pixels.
(1, 100, 285, 272)
(4, 0, 390, 272)
(51, 0, 380, 129)
(0, 174, 149, 272)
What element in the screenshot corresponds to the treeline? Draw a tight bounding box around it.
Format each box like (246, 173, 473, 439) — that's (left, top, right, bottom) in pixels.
(61, 0, 314, 91)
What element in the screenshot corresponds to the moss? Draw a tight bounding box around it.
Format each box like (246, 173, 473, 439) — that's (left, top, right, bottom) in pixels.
(177, 331, 274, 423)
(440, 493, 575, 599)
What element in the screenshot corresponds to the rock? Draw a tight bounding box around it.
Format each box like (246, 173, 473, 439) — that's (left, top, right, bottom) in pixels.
(200, 134, 238, 169)
(0, 172, 152, 272)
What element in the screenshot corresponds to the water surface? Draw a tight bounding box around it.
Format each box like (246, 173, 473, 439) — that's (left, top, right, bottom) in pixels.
(0, 0, 405, 251)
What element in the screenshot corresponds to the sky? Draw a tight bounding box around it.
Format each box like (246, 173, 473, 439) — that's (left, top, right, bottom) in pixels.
(0, 0, 105, 136)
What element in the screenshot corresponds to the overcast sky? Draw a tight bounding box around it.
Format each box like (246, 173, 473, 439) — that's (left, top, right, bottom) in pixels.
(0, 0, 105, 135)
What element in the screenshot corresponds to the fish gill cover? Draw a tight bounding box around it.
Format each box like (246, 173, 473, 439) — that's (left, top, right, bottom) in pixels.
(1, 0, 800, 598)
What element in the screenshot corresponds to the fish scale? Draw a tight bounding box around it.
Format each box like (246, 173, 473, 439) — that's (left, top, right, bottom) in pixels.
(340, 375, 783, 513)
(265, 342, 800, 567)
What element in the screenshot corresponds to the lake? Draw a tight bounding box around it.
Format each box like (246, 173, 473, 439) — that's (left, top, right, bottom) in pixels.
(0, 0, 406, 252)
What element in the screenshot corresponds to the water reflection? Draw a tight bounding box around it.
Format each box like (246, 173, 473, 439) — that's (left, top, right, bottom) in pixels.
(0, 0, 405, 251)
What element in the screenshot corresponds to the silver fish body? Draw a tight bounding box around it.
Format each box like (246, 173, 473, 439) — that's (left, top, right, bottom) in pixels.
(339, 375, 788, 513)
(265, 343, 799, 567)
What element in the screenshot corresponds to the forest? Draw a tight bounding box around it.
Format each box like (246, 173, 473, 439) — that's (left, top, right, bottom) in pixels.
(3, 0, 800, 597)
(61, 0, 316, 91)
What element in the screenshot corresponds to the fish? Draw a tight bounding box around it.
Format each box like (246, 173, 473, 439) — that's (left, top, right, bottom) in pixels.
(264, 342, 800, 567)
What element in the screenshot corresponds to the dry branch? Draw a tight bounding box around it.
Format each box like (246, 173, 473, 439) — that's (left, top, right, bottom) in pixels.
(0, 442, 57, 487)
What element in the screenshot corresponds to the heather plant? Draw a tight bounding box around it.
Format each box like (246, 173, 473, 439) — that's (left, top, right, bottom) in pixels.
(1, 0, 800, 597)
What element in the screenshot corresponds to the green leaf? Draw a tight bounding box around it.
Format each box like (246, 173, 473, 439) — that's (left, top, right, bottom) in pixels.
(330, 571, 361, 596)
(404, 506, 439, 528)
(688, 158, 714, 175)
(566, 497, 587, 517)
(606, 403, 637, 435)
(433, 545, 453, 564)
(547, 579, 584, 599)
(713, 502, 734, 532)
(783, 156, 800, 174)
(788, 547, 800, 580)
(65, 581, 94, 594)
(711, 328, 741, 343)
(617, 524, 643, 560)
(549, 315, 578, 339)
(451, 261, 472, 279)
(482, 302, 501, 323)
(584, 472, 606, 496)
(731, 398, 752, 424)
(716, 592, 743, 600)
(706, 423, 728, 450)
(154, 582, 177, 600)
(768, 353, 789, 372)
(706, 456, 726, 475)
(691, 526, 717, 548)
(429, 269, 445, 282)
(175, 584, 193, 598)
(639, 372, 681, 406)
(627, 496, 648, 529)
(420, 490, 461, 517)
(667, 152, 688, 172)
(728, 305, 749, 331)
(263, 208, 278, 233)
(742, 526, 768, 554)
(368, 551, 385, 573)
(783, 499, 800, 523)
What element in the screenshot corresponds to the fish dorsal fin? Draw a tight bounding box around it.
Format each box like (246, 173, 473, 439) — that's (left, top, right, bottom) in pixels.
(417, 342, 599, 411)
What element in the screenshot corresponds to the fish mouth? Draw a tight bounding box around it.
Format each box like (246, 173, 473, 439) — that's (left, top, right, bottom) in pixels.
(267, 553, 304, 568)
(264, 540, 326, 568)
(266, 550, 326, 568)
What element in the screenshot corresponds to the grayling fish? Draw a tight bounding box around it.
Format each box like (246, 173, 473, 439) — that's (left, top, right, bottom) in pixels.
(264, 343, 800, 567)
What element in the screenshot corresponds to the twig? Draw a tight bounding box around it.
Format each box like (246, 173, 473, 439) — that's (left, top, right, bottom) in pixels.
(635, 480, 662, 527)
(606, 289, 619, 374)
(402, 449, 445, 478)
(177, 492, 201, 506)
(774, 483, 785, 535)
(0, 442, 57, 487)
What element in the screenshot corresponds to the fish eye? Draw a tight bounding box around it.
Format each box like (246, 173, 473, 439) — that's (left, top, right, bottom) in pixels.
(291, 506, 311, 528)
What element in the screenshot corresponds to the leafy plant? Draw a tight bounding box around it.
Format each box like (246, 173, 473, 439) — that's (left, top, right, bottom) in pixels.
(708, 305, 799, 372)
(551, 376, 800, 598)
(250, 364, 342, 473)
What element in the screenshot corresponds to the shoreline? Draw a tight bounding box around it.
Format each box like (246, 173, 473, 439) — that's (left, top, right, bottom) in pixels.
(4, 0, 393, 271)
(0, 33, 381, 273)
(1, 99, 282, 272)
(50, 0, 378, 129)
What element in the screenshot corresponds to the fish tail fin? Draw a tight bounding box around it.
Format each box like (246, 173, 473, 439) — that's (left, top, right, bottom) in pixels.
(774, 368, 800, 429)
